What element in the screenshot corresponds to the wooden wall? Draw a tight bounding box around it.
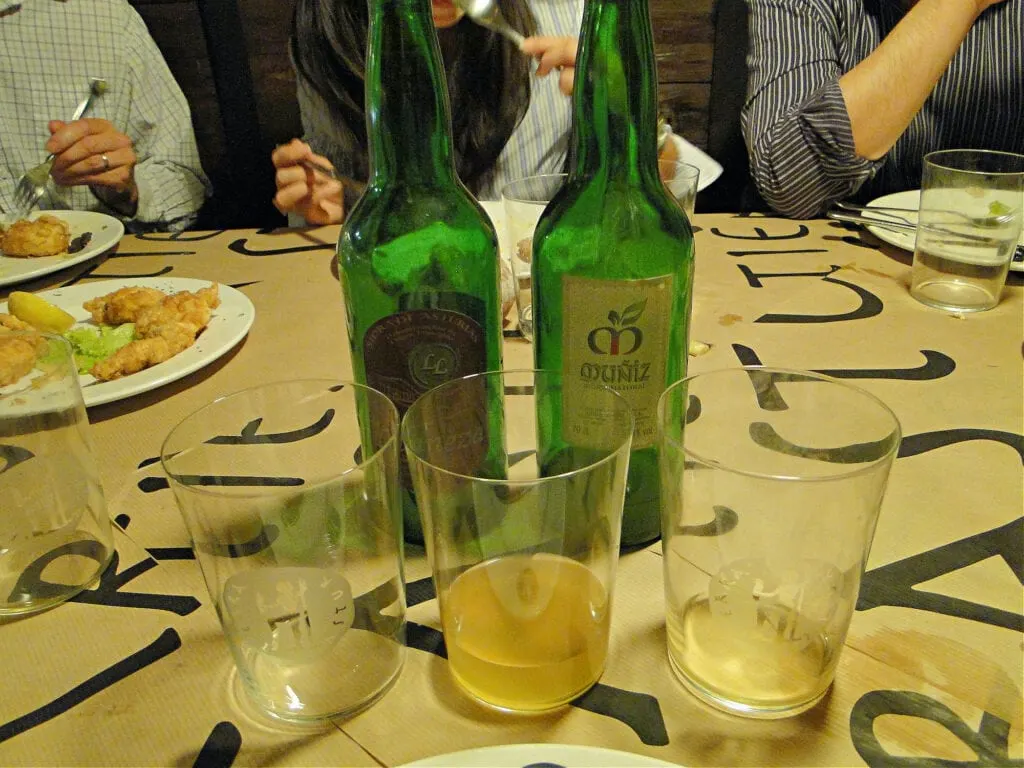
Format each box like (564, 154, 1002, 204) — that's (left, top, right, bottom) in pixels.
(130, 0, 730, 228)
(654, 0, 714, 151)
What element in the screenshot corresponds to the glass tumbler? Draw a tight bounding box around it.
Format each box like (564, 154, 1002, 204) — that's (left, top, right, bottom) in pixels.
(660, 160, 701, 220)
(658, 367, 900, 718)
(1, 332, 113, 616)
(402, 369, 633, 712)
(910, 149, 1024, 312)
(161, 380, 405, 722)
(501, 174, 567, 341)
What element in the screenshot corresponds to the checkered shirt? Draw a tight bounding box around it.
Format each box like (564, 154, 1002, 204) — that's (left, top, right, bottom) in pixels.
(0, 0, 210, 230)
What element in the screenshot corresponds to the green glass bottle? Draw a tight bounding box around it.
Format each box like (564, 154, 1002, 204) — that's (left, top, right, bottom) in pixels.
(339, 0, 504, 544)
(532, 0, 694, 547)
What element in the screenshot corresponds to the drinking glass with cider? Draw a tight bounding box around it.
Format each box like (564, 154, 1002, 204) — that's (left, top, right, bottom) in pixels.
(402, 370, 633, 712)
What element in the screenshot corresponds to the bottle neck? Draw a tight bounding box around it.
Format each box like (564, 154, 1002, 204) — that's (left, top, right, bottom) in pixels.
(568, 0, 661, 182)
(365, 0, 458, 185)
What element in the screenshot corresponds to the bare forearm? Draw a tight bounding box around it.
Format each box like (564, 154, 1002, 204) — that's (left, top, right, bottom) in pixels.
(839, 0, 981, 159)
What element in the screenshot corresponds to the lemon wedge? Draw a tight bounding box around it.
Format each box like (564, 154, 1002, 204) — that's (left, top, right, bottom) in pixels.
(7, 291, 76, 333)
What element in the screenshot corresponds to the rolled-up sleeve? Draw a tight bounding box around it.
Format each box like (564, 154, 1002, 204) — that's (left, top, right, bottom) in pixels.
(741, 0, 883, 218)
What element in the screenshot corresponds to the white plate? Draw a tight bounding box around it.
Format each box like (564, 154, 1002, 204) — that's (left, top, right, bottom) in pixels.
(400, 744, 680, 767)
(0, 210, 124, 288)
(864, 190, 1024, 273)
(673, 134, 723, 193)
(0, 277, 255, 407)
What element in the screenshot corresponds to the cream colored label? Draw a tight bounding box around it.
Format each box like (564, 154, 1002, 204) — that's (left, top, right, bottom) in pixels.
(562, 274, 673, 449)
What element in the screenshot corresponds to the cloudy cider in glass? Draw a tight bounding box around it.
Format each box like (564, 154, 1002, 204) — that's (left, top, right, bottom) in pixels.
(440, 553, 610, 711)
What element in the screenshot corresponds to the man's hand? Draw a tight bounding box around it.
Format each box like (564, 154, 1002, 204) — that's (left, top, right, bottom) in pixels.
(272, 139, 344, 225)
(47, 118, 138, 213)
(521, 36, 577, 96)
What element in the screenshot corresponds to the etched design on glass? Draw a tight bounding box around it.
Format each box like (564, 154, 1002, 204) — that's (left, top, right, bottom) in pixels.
(223, 567, 354, 662)
(707, 558, 851, 643)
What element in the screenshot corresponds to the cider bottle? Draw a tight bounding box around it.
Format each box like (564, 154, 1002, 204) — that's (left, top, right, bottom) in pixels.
(339, 0, 504, 544)
(532, 0, 694, 547)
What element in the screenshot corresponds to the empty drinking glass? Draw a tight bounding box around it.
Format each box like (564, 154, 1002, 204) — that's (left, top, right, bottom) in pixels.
(658, 367, 900, 718)
(1, 332, 113, 616)
(910, 149, 1024, 312)
(660, 160, 700, 220)
(162, 380, 405, 722)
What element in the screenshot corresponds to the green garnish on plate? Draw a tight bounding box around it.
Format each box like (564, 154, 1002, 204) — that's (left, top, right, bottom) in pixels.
(64, 323, 136, 374)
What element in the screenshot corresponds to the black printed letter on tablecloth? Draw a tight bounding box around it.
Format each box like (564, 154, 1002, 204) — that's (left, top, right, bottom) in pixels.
(850, 690, 1024, 767)
(0, 629, 182, 743)
(71, 552, 201, 616)
(731, 345, 956, 411)
(139, 410, 336, 493)
(858, 517, 1023, 632)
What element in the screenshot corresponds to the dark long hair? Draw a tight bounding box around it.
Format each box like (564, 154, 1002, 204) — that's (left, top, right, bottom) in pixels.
(291, 0, 536, 195)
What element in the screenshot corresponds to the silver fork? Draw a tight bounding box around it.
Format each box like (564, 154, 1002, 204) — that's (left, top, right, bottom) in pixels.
(11, 77, 108, 218)
(453, 0, 526, 47)
(833, 200, 1015, 229)
(298, 157, 367, 196)
(827, 209, 1024, 262)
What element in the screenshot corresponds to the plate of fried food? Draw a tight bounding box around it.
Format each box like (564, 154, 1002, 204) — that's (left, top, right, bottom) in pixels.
(1, 277, 255, 407)
(0, 210, 124, 288)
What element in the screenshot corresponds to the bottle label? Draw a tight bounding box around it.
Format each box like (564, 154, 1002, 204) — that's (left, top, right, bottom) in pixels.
(363, 307, 486, 413)
(562, 274, 673, 449)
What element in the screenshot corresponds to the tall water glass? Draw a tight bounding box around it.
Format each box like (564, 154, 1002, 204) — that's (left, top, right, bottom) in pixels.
(1, 332, 113, 616)
(502, 174, 566, 340)
(658, 367, 900, 718)
(660, 160, 701, 220)
(910, 149, 1024, 312)
(402, 370, 632, 712)
(162, 380, 405, 722)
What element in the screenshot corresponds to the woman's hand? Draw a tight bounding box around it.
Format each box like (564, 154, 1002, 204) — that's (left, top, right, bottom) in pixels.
(520, 36, 577, 96)
(271, 139, 344, 225)
(47, 118, 139, 214)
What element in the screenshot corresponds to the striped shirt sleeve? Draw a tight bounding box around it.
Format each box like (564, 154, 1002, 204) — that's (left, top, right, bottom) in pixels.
(741, 0, 881, 218)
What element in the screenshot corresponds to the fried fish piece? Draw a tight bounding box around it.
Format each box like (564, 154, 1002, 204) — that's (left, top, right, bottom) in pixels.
(90, 336, 175, 381)
(88, 284, 221, 382)
(0, 314, 47, 351)
(83, 285, 166, 325)
(0, 337, 39, 385)
(0, 312, 35, 332)
(0, 215, 71, 258)
(0, 323, 48, 386)
(134, 284, 219, 338)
